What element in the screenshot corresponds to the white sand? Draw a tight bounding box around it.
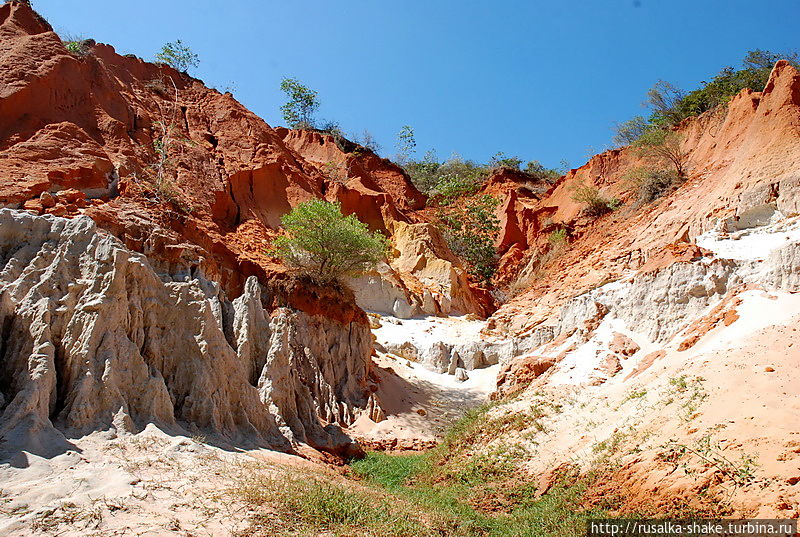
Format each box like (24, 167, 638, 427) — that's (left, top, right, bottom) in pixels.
(0, 424, 310, 536)
(351, 352, 498, 442)
(352, 313, 499, 442)
(372, 314, 487, 354)
(696, 215, 800, 261)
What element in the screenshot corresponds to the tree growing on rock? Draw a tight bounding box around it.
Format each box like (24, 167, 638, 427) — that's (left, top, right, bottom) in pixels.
(645, 80, 685, 126)
(438, 195, 501, 282)
(634, 128, 690, 177)
(280, 77, 319, 129)
(395, 125, 416, 164)
(271, 200, 389, 284)
(156, 40, 199, 73)
(612, 115, 648, 147)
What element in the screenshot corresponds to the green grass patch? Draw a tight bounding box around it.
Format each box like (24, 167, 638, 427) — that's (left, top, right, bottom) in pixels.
(234, 470, 437, 537)
(350, 451, 426, 490)
(346, 397, 603, 536)
(351, 450, 603, 537)
(236, 390, 723, 537)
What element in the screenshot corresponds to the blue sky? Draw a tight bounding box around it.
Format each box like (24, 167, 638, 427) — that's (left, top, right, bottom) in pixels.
(35, 0, 799, 170)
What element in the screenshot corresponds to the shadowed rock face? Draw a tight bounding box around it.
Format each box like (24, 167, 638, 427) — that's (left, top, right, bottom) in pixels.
(0, 210, 371, 456)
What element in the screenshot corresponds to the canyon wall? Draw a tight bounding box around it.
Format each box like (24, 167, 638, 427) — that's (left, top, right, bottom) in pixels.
(489, 59, 800, 335)
(478, 60, 800, 517)
(0, 209, 376, 456)
(0, 0, 492, 455)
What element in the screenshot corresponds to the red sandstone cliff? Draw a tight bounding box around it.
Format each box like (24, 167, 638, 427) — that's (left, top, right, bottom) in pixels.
(488, 60, 800, 334)
(0, 1, 491, 319)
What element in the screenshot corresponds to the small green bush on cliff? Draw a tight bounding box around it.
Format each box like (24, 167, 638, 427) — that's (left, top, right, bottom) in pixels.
(624, 167, 684, 206)
(488, 152, 523, 171)
(571, 184, 621, 218)
(156, 40, 199, 73)
(406, 152, 486, 200)
(271, 200, 389, 284)
(280, 77, 320, 129)
(524, 160, 561, 183)
(61, 34, 93, 56)
(634, 128, 690, 176)
(612, 115, 649, 147)
(438, 195, 501, 282)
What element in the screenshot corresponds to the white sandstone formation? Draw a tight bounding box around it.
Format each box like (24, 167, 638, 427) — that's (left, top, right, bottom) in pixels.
(350, 221, 490, 319)
(0, 210, 373, 456)
(371, 314, 520, 375)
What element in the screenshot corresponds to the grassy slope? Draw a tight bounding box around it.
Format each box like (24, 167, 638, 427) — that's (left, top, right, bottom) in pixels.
(234, 401, 607, 537)
(233, 393, 731, 537)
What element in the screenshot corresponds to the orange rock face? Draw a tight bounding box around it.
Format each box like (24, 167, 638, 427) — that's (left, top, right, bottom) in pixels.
(0, 1, 495, 319)
(0, 1, 324, 298)
(490, 60, 800, 335)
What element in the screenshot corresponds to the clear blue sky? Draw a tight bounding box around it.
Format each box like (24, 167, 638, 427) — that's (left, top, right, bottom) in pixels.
(35, 0, 799, 170)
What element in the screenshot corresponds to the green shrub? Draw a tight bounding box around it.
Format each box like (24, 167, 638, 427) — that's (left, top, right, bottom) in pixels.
(323, 160, 348, 183)
(571, 184, 621, 217)
(280, 77, 320, 129)
(624, 167, 683, 206)
(395, 125, 416, 164)
(634, 128, 689, 176)
(437, 157, 486, 189)
(316, 121, 366, 154)
(523, 160, 561, 183)
(407, 153, 486, 200)
(356, 129, 381, 154)
(61, 34, 93, 57)
(270, 200, 389, 283)
(431, 173, 482, 204)
(403, 150, 441, 193)
(644, 80, 686, 126)
(489, 152, 522, 171)
(137, 121, 194, 213)
(65, 41, 84, 55)
(438, 195, 500, 282)
(155, 40, 199, 73)
(547, 229, 567, 245)
(612, 115, 649, 147)
(318, 120, 344, 137)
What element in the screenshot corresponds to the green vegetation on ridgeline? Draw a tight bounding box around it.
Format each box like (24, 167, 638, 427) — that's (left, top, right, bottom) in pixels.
(394, 127, 562, 283)
(614, 49, 799, 147)
(155, 39, 199, 73)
